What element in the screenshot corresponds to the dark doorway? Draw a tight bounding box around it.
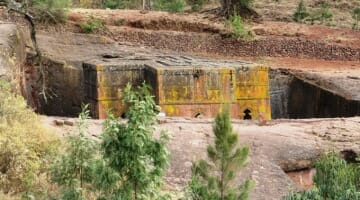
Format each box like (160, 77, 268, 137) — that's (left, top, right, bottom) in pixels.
(243, 109, 252, 120)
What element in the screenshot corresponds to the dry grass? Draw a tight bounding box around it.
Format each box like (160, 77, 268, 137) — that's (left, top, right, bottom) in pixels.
(0, 79, 60, 195)
(254, 0, 360, 29)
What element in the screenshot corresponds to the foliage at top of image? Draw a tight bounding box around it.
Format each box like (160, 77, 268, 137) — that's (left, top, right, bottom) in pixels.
(227, 14, 254, 41)
(285, 152, 360, 200)
(293, 1, 309, 22)
(152, 0, 186, 13)
(103, 0, 143, 9)
(352, 7, 360, 30)
(30, 0, 71, 24)
(79, 15, 105, 33)
(221, 0, 258, 19)
(186, 0, 208, 12)
(103, 0, 185, 12)
(311, 2, 333, 24)
(0, 79, 59, 195)
(185, 108, 254, 200)
(292, 1, 333, 25)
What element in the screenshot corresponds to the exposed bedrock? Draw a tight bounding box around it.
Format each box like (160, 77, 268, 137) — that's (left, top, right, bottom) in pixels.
(0, 23, 26, 79)
(270, 69, 360, 119)
(288, 77, 360, 118)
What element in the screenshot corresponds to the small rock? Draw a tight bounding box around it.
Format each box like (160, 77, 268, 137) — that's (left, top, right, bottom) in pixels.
(64, 120, 74, 126)
(157, 118, 167, 124)
(54, 119, 64, 126)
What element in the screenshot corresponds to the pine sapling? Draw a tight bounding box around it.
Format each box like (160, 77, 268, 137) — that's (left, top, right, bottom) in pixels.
(186, 108, 254, 200)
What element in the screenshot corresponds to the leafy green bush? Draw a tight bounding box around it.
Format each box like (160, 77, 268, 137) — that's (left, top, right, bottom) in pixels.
(187, 0, 208, 11)
(185, 108, 254, 200)
(103, 0, 142, 9)
(238, 0, 254, 8)
(153, 0, 186, 13)
(229, 14, 253, 40)
(103, 0, 123, 9)
(50, 105, 99, 200)
(79, 16, 105, 33)
(309, 2, 333, 25)
(352, 7, 360, 30)
(284, 152, 360, 200)
(101, 83, 169, 199)
(0, 79, 59, 194)
(293, 1, 309, 22)
(30, 0, 70, 24)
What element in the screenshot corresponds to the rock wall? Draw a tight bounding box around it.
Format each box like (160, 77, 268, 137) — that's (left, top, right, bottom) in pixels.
(270, 69, 294, 119)
(0, 23, 26, 80)
(24, 56, 84, 116)
(83, 57, 272, 120)
(270, 68, 360, 119)
(288, 77, 360, 118)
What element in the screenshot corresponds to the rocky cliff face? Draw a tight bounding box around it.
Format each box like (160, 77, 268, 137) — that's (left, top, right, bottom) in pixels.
(270, 69, 360, 119)
(0, 23, 26, 80)
(270, 69, 294, 119)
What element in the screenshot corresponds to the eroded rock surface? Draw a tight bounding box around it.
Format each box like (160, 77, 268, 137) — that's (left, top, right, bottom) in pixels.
(0, 22, 25, 78)
(42, 116, 360, 200)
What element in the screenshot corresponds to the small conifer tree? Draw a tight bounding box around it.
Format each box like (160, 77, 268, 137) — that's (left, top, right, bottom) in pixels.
(101, 83, 169, 199)
(186, 108, 254, 200)
(293, 1, 309, 22)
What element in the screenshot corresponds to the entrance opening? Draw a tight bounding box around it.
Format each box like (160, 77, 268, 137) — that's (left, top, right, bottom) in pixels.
(243, 109, 252, 120)
(194, 112, 202, 118)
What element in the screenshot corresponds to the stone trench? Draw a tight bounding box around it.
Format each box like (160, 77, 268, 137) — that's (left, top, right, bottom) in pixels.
(2, 23, 360, 199)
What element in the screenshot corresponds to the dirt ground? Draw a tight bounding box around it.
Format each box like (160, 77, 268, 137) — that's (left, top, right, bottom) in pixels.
(43, 116, 360, 199)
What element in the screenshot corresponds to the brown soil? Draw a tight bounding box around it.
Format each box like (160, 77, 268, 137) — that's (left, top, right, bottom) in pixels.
(63, 9, 360, 61)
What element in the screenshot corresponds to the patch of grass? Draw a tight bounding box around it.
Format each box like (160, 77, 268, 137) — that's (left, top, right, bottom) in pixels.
(0, 79, 59, 195)
(228, 14, 254, 40)
(153, 0, 186, 13)
(293, 1, 309, 22)
(31, 0, 70, 24)
(310, 2, 333, 25)
(186, 0, 208, 11)
(352, 7, 360, 30)
(103, 0, 142, 9)
(79, 16, 105, 33)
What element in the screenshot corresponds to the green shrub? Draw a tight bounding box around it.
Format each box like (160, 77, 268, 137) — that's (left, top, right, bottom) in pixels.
(352, 7, 360, 30)
(153, 0, 186, 13)
(103, 0, 123, 9)
(79, 16, 105, 33)
(0, 79, 59, 194)
(101, 83, 169, 199)
(284, 152, 360, 200)
(103, 0, 142, 9)
(238, 0, 254, 8)
(30, 0, 70, 24)
(187, 0, 208, 11)
(293, 1, 309, 22)
(309, 2, 333, 25)
(229, 14, 253, 40)
(185, 108, 254, 200)
(50, 105, 99, 200)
